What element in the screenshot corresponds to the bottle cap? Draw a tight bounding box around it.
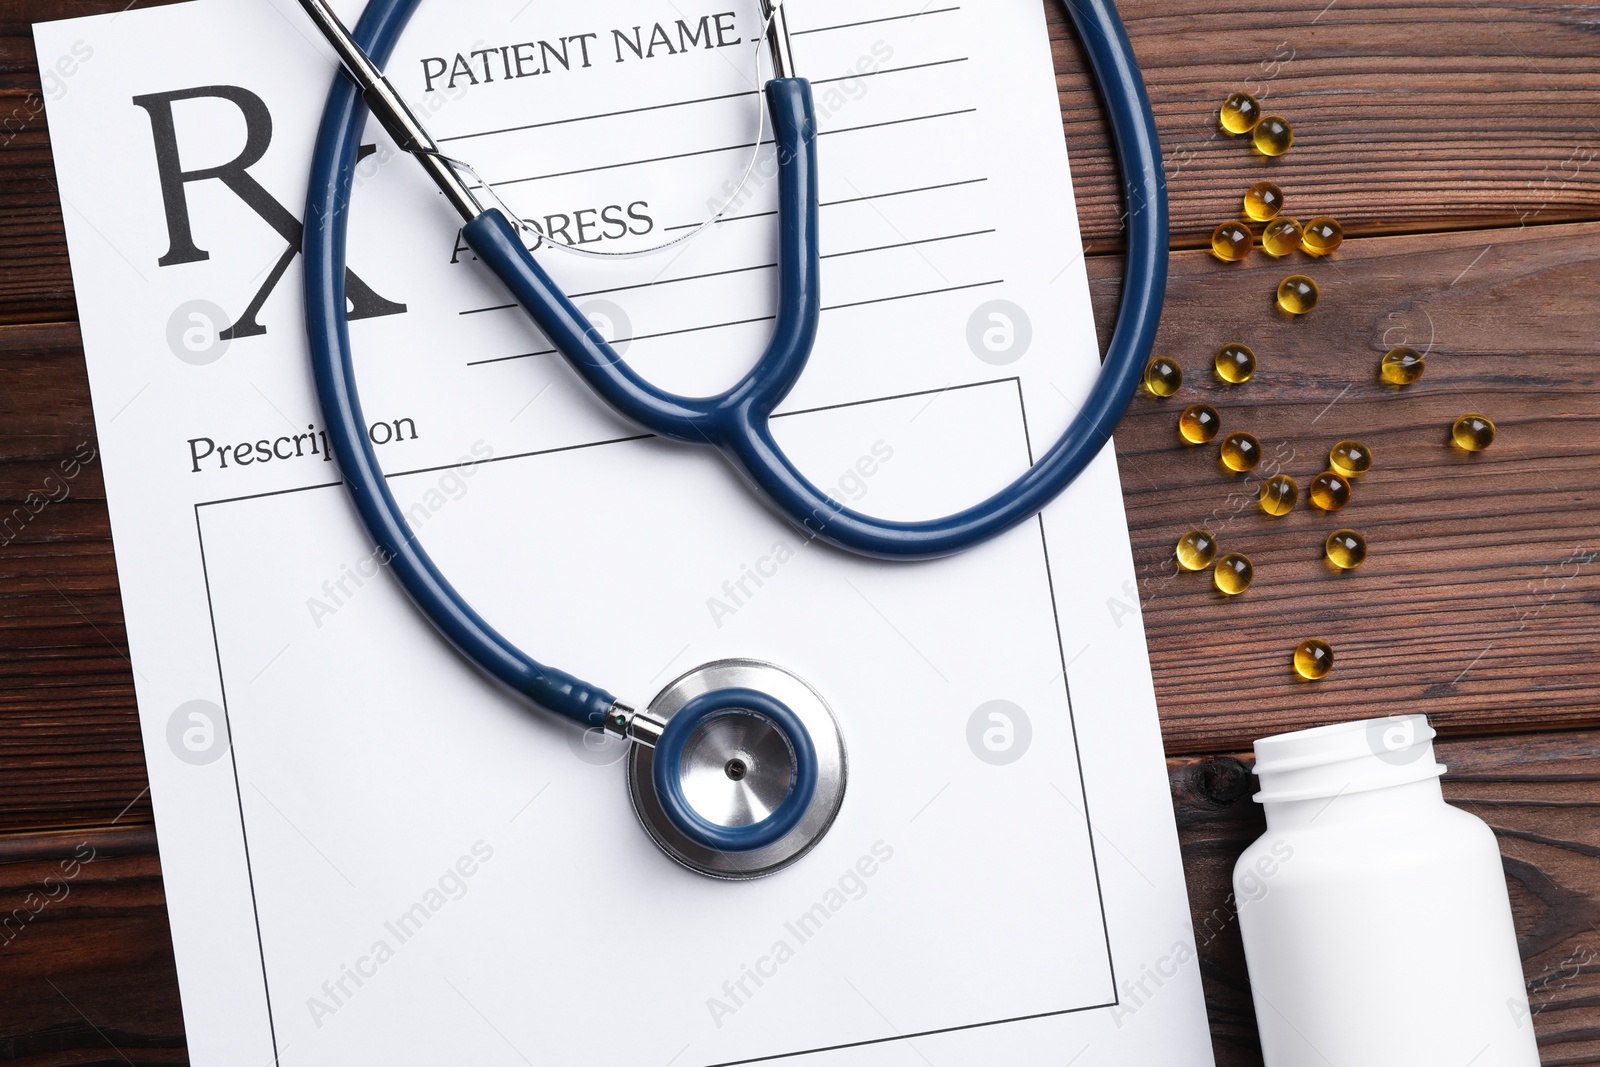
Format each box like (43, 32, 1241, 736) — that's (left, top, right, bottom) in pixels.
(1252, 714, 1446, 804)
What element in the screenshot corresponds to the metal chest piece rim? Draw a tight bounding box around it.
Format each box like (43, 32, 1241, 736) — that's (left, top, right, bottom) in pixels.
(628, 659, 847, 879)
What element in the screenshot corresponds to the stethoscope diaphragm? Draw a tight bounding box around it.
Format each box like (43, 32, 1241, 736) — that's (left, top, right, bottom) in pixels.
(627, 660, 847, 879)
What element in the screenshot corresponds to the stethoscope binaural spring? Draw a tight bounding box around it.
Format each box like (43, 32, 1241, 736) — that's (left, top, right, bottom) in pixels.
(298, 0, 1166, 878)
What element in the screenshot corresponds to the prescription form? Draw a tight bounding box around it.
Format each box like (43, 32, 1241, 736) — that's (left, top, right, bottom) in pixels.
(35, 1, 1213, 1064)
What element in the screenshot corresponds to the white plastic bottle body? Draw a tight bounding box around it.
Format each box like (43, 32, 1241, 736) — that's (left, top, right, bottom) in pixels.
(1235, 717, 1540, 1067)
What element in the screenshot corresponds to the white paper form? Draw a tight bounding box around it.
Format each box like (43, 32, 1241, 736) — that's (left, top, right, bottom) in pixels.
(35, 1, 1213, 1065)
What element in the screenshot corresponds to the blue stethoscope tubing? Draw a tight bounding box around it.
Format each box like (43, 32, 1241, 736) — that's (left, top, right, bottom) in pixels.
(303, 0, 1165, 850)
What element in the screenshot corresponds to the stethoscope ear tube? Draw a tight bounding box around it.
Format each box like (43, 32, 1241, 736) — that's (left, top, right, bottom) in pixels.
(457, 76, 824, 447)
(460, 22, 1167, 560)
(716, 0, 1168, 559)
(302, 0, 619, 730)
(302, 0, 1163, 867)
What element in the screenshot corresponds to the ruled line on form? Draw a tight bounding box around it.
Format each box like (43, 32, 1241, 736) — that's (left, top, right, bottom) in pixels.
(458, 227, 997, 318)
(464, 279, 1004, 368)
(436, 58, 971, 146)
(790, 7, 963, 36)
(658, 177, 989, 234)
(483, 108, 978, 190)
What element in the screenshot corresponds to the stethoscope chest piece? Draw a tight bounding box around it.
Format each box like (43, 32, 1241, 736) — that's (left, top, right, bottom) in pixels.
(628, 659, 846, 879)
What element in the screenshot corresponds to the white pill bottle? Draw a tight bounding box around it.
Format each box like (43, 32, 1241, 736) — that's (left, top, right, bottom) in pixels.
(1234, 714, 1540, 1067)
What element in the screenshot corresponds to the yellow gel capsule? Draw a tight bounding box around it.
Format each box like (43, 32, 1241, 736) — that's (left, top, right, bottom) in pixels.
(1453, 413, 1496, 451)
(1220, 431, 1262, 472)
(1179, 404, 1221, 444)
(1243, 181, 1284, 222)
(1325, 529, 1368, 570)
(1294, 638, 1334, 680)
(1259, 473, 1298, 517)
(1143, 357, 1183, 397)
(1176, 529, 1218, 571)
(1214, 553, 1254, 596)
(1211, 221, 1254, 262)
(1215, 343, 1257, 384)
(1220, 92, 1263, 135)
(1277, 275, 1319, 315)
(1302, 216, 1344, 256)
(1253, 115, 1294, 156)
(1309, 470, 1352, 511)
(1329, 440, 1373, 478)
(1381, 346, 1426, 386)
(1261, 217, 1304, 257)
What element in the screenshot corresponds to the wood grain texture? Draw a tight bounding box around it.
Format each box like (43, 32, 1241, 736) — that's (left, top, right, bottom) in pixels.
(1044, 0, 1600, 249)
(0, 733, 1593, 1066)
(3, 0, 1599, 322)
(1096, 219, 1600, 754)
(0, 826, 184, 1066)
(0, 321, 146, 835)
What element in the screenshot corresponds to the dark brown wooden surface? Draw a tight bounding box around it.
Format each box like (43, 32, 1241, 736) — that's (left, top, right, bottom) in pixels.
(1046, 0, 1600, 246)
(0, 827, 185, 1066)
(1, 0, 1598, 1062)
(1103, 219, 1600, 754)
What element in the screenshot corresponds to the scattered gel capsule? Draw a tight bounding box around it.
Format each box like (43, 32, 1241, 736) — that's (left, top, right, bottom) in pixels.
(1309, 470, 1352, 511)
(1176, 529, 1219, 571)
(1381, 346, 1426, 386)
(1325, 529, 1368, 570)
(1277, 275, 1320, 315)
(1329, 440, 1373, 478)
(1220, 92, 1263, 135)
(1211, 221, 1255, 262)
(1302, 216, 1344, 256)
(1294, 638, 1334, 680)
(1215, 342, 1257, 384)
(1179, 404, 1222, 444)
(1214, 553, 1255, 595)
(1143, 356, 1183, 397)
(1262, 217, 1304, 257)
(1452, 413, 1496, 451)
(1259, 473, 1299, 517)
(1243, 181, 1284, 222)
(1253, 115, 1294, 156)
(1220, 431, 1262, 472)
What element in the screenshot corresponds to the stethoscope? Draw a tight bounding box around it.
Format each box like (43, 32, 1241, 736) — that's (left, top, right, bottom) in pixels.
(297, 0, 1166, 878)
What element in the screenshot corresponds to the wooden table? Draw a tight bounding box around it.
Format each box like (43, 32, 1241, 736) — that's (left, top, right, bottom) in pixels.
(3, 0, 1598, 1062)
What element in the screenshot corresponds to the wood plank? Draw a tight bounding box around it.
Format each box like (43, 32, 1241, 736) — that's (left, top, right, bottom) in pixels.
(2, 217, 1598, 826)
(1096, 218, 1600, 754)
(0, 732, 1593, 1065)
(1046, 0, 1600, 249)
(0, 825, 185, 1065)
(2, 0, 1598, 322)
(0, 322, 100, 492)
(0, 322, 144, 835)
